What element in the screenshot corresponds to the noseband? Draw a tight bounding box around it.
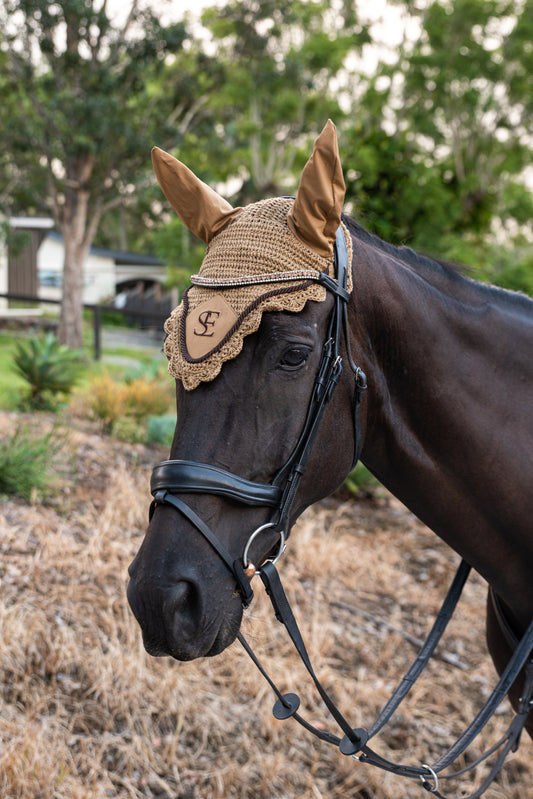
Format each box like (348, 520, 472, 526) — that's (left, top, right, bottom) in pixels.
(149, 224, 367, 607)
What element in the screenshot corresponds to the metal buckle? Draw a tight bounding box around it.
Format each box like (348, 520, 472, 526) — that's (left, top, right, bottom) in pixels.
(243, 522, 286, 573)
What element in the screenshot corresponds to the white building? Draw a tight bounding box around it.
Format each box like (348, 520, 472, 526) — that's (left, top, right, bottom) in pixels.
(1, 218, 171, 320)
(37, 230, 167, 305)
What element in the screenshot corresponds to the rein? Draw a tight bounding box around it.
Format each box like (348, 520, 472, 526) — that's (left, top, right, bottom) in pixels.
(148, 226, 533, 797)
(243, 561, 533, 799)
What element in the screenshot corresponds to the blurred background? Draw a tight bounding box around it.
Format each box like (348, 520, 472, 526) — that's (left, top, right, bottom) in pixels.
(1, 0, 532, 348)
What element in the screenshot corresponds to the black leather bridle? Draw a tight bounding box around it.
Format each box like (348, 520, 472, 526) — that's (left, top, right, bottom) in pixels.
(149, 224, 367, 607)
(147, 224, 533, 798)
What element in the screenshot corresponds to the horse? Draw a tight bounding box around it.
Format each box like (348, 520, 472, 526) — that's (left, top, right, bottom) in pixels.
(127, 121, 533, 792)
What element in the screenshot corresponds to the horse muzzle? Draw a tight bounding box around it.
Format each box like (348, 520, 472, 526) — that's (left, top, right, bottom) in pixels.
(127, 541, 244, 661)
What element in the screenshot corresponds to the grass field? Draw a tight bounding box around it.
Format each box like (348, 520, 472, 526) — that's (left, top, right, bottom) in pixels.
(0, 409, 531, 798)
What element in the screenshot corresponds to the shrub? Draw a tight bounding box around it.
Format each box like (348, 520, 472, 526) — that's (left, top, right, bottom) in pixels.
(112, 417, 147, 444)
(123, 377, 171, 421)
(78, 370, 173, 435)
(146, 414, 176, 446)
(83, 371, 128, 432)
(0, 424, 62, 501)
(12, 332, 85, 410)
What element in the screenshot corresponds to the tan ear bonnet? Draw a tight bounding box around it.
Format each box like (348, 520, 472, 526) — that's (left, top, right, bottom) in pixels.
(163, 198, 352, 390)
(156, 120, 352, 390)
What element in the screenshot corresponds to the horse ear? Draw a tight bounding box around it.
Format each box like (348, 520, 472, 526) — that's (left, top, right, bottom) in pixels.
(151, 147, 243, 244)
(287, 119, 345, 258)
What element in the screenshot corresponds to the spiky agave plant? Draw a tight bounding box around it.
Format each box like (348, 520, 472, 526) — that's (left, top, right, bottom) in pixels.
(12, 331, 85, 409)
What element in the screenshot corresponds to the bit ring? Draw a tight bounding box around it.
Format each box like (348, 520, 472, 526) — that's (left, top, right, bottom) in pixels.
(243, 522, 286, 572)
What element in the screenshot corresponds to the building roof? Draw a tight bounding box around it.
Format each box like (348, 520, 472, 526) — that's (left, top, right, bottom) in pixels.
(46, 230, 164, 268)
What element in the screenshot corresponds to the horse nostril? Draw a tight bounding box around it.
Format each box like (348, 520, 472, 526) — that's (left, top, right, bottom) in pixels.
(164, 580, 202, 641)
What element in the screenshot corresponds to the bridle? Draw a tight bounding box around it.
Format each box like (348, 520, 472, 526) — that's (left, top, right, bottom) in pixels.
(149, 224, 366, 606)
(147, 225, 533, 798)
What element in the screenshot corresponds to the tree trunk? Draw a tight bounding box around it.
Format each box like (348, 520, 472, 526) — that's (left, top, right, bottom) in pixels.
(57, 229, 89, 349)
(56, 177, 93, 348)
(56, 158, 95, 350)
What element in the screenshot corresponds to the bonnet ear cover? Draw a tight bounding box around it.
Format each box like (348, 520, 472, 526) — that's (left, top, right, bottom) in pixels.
(151, 147, 243, 243)
(288, 119, 345, 257)
(155, 120, 352, 390)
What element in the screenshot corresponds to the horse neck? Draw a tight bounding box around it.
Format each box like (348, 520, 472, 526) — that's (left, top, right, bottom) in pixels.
(349, 234, 533, 622)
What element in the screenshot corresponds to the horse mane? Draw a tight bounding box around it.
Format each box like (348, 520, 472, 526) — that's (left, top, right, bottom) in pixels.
(342, 214, 533, 314)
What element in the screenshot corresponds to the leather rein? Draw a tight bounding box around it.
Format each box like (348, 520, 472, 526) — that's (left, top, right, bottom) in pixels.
(148, 226, 533, 797)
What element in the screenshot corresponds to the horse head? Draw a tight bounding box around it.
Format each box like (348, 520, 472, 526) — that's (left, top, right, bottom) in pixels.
(127, 122, 365, 660)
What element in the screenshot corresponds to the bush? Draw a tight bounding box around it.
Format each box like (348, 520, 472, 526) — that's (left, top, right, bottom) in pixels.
(146, 414, 176, 446)
(0, 424, 62, 501)
(341, 463, 380, 498)
(123, 377, 171, 421)
(78, 370, 173, 436)
(82, 371, 128, 432)
(112, 417, 147, 444)
(12, 332, 85, 410)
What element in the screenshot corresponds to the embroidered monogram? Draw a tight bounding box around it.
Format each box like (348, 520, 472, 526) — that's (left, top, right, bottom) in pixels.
(185, 296, 238, 360)
(195, 310, 220, 337)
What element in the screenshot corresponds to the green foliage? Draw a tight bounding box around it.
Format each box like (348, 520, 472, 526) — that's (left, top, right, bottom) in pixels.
(0, 333, 26, 410)
(147, 414, 176, 447)
(112, 417, 147, 445)
(342, 463, 380, 498)
(12, 333, 85, 410)
(0, 0, 203, 347)
(81, 371, 128, 433)
(0, 424, 62, 501)
(2, 0, 533, 320)
(123, 361, 169, 383)
(340, 0, 533, 288)
(488, 246, 533, 297)
(198, 0, 369, 200)
(123, 377, 172, 422)
(151, 216, 205, 291)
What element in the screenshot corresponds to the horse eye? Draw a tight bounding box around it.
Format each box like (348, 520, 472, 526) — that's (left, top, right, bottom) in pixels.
(280, 347, 309, 369)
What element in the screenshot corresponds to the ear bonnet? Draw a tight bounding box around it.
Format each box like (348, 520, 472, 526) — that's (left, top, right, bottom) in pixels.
(153, 120, 352, 390)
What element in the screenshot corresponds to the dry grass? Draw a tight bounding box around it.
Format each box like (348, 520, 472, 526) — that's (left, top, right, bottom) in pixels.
(0, 410, 531, 798)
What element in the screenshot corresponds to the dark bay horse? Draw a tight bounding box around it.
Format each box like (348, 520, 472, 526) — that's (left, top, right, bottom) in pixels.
(127, 122, 533, 760)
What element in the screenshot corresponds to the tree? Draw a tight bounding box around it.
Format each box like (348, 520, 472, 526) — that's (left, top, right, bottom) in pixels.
(0, 0, 205, 347)
(199, 0, 370, 202)
(341, 0, 533, 281)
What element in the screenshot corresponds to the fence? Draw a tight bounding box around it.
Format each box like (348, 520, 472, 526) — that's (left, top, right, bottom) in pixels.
(0, 293, 169, 360)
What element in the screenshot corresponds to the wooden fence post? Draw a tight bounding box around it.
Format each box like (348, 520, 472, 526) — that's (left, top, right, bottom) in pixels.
(93, 305, 101, 360)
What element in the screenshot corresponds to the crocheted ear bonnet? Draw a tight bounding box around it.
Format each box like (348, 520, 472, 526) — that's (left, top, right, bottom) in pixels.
(153, 120, 352, 390)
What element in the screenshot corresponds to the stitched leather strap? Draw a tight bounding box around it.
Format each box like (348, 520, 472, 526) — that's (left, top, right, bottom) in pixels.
(151, 460, 282, 507)
(242, 559, 533, 797)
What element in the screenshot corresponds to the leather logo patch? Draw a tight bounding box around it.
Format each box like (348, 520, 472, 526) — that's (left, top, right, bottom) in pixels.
(185, 295, 238, 359)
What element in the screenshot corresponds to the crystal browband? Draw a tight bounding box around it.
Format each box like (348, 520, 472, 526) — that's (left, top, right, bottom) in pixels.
(190, 269, 323, 288)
